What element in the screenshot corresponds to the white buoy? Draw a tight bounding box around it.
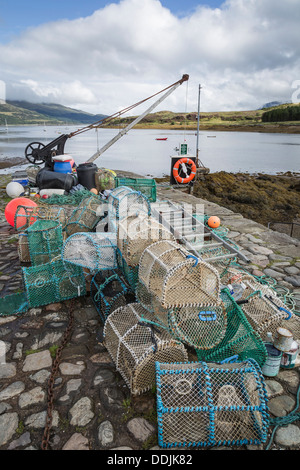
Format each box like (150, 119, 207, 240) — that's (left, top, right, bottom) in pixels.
(6, 181, 24, 198)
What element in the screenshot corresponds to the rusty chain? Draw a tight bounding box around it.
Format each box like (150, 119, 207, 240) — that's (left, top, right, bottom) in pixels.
(41, 299, 75, 450)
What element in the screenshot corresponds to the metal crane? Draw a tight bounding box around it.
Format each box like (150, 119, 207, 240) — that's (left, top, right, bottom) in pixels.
(24, 74, 189, 166)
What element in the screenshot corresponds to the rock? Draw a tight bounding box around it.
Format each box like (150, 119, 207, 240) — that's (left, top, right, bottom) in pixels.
(98, 420, 114, 446)
(62, 433, 90, 450)
(93, 369, 115, 386)
(31, 331, 63, 350)
(247, 245, 273, 256)
(89, 352, 113, 364)
(277, 370, 299, 393)
(284, 266, 300, 275)
(268, 395, 295, 417)
(22, 350, 52, 372)
(251, 269, 264, 277)
(265, 380, 284, 397)
(7, 431, 31, 450)
(29, 370, 51, 384)
(275, 246, 300, 258)
(0, 381, 25, 401)
(274, 424, 300, 447)
(0, 412, 18, 446)
(45, 303, 62, 312)
(245, 233, 264, 244)
(60, 344, 90, 360)
(0, 327, 11, 338)
(13, 343, 23, 360)
(18, 386, 45, 409)
(263, 268, 284, 279)
(284, 276, 300, 287)
(0, 363, 16, 379)
(111, 446, 133, 450)
(69, 397, 94, 427)
(226, 231, 240, 239)
(127, 417, 155, 442)
(59, 362, 86, 375)
(0, 403, 12, 415)
(269, 254, 293, 262)
(25, 410, 59, 429)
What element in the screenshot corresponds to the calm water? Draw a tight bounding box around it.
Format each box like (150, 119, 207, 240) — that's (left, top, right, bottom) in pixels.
(0, 125, 299, 176)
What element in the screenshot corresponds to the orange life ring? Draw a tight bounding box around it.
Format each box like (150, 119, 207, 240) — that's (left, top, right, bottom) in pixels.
(173, 158, 197, 184)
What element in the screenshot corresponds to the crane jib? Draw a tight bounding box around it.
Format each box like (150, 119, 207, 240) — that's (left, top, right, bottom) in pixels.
(24, 74, 189, 165)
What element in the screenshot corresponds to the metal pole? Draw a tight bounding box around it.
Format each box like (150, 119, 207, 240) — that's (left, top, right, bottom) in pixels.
(196, 84, 201, 166)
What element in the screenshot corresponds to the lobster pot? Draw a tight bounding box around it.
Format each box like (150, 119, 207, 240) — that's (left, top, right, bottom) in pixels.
(136, 281, 227, 350)
(14, 205, 67, 232)
(138, 240, 220, 308)
(108, 186, 151, 224)
(117, 249, 139, 291)
(95, 215, 109, 233)
(14, 205, 39, 232)
(197, 241, 237, 273)
(118, 214, 175, 266)
(103, 303, 188, 395)
(155, 358, 269, 449)
(0, 292, 28, 316)
(90, 269, 135, 323)
(238, 278, 300, 342)
(196, 289, 267, 368)
(61, 232, 117, 273)
(65, 196, 105, 236)
(22, 259, 86, 308)
(26, 219, 64, 266)
(18, 233, 31, 263)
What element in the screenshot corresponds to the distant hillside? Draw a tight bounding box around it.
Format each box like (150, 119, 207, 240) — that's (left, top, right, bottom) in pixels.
(103, 106, 300, 133)
(261, 103, 300, 122)
(0, 101, 59, 126)
(1, 100, 107, 126)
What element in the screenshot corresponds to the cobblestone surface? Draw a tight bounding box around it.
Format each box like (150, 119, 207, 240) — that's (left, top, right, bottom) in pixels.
(0, 181, 300, 451)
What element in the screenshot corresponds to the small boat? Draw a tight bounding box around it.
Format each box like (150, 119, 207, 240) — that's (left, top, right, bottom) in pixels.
(156, 137, 168, 141)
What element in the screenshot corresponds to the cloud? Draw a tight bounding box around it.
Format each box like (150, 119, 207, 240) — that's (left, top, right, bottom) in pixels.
(0, 0, 299, 114)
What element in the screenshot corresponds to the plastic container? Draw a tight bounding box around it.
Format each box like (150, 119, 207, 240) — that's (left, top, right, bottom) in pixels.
(261, 343, 282, 377)
(76, 163, 97, 190)
(54, 161, 72, 174)
(281, 341, 299, 369)
(36, 169, 77, 191)
(114, 177, 157, 202)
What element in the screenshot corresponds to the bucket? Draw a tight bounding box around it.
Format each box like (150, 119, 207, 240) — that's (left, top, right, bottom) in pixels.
(54, 161, 72, 174)
(76, 163, 97, 190)
(261, 343, 282, 377)
(273, 327, 294, 352)
(281, 341, 299, 369)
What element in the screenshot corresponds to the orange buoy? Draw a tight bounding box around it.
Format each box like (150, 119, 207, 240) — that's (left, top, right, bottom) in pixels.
(4, 197, 38, 228)
(90, 188, 98, 195)
(207, 216, 220, 229)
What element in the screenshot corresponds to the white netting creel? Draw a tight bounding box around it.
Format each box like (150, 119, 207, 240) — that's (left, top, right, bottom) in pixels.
(103, 302, 188, 395)
(61, 232, 117, 272)
(118, 213, 175, 267)
(138, 240, 221, 308)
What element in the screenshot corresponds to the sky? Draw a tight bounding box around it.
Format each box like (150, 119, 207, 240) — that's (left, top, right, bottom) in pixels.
(0, 0, 299, 115)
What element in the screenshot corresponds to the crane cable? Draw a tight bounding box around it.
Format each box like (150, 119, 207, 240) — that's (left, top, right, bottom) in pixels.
(68, 75, 189, 138)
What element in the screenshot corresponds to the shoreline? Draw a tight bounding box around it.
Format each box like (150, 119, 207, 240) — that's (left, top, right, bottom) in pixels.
(2, 122, 300, 134)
